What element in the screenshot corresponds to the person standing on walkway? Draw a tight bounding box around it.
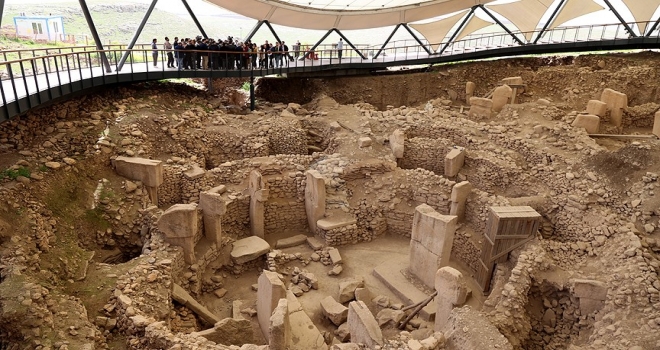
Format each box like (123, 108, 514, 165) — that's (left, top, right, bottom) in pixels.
(151, 38, 158, 67)
(293, 40, 301, 60)
(174, 40, 184, 71)
(337, 38, 343, 60)
(164, 37, 174, 68)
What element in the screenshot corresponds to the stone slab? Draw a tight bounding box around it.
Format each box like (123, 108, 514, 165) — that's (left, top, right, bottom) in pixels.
(328, 247, 342, 265)
(347, 301, 383, 348)
(275, 234, 308, 249)
(572, 279, 608, 300)
(654, 111, 660, 138)
(113, 156, 163, 187)
(586, 100, 607, 117)
(231, 236, 271, 264)
(317, 216, 357, 230)
(307, 236, 325, 251)
(372, 261, 435, 321)
(172, 284, 220, 326)
(286, 291, 328, 350)
(572, 114, 600, 134)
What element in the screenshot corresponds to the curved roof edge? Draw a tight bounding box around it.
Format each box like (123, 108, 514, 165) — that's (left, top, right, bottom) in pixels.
(203, 0, 496, 30)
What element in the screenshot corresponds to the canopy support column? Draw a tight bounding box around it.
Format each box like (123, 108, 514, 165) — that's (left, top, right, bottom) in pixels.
(401, 24, 432, 56)
(646, 18, 660, 36)
(602, 0, 637, 37)
(439, 6, 477, 55)
(479, 5, 526, 45)
(244, 20, 282, 43)
(533, 0, 567, 44)
(116, 0, 158, 72)
(305, 28, 367, 60)
(181, 0, 207, 39)
(79, 0, 112, 72)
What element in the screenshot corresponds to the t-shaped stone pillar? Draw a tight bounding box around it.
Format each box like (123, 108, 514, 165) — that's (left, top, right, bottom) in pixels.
(305, 170, 326, 233)
(450, 181, 472, 222)
(434, 267, 469, 331)
(249, 170, 269, 239)
(113, 156, 163, 205)
(600, 88, 627, 130)
(409, 204, 458, 289)
(199, 185, 227, 246)
(444, 147, 465, 177)
(257, 270, 287, 339)
(156, 203, 199, 264)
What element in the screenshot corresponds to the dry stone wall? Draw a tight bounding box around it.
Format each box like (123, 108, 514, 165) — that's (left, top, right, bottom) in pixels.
(264, 200, 308, 234)
(221, 196, 250, 240)
(399, 137, 453, 174)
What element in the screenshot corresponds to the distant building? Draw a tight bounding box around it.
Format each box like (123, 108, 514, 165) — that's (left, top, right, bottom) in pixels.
(13, 16, 65, 41)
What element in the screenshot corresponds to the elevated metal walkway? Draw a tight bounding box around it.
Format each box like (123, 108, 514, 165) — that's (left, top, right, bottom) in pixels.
(1, 21, 659, 122)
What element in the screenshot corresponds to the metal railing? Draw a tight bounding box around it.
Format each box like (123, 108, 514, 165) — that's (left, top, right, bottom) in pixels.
(0, 21, 658, 121)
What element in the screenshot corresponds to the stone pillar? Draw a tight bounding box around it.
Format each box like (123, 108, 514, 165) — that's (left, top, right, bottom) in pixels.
(113, 156, 163, 204)
(468, 97, 492, 119)
(586, 100, 607, 117)
(347, 301, 383, 348)
(156, 203, 198, 264)
(492, 85, 513, 113)
(501, 77, 523, 104)
(409, 204, 458, 289)
(600, 88, 627, 129)
(249, 170, 269, 239)
(450, 181, 472, 222)
(269, 298, 290, 350)
(305, 170, 326, 233)
(653, 111, 660, 138)
(465, 82, 476, 103)
(389, 129, 405, 159)
(257, 270, 287, 339)
(572, 279, 608, 315)
(434, 267, 468, 331)
(444, 147, 465, 177)
(572, 114, 600, 134)
(199, 185, 227, 246)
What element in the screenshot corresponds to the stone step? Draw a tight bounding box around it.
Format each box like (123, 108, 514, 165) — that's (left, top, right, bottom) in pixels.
(317, 214, 357, 231)
(372, 260, 435, 321)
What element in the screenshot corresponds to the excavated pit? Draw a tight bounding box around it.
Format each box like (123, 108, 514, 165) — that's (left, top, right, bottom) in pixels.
(1, 52, 660, 350)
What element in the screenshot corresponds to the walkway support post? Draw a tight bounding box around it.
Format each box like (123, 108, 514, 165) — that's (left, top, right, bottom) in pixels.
(250, 75, 255, 111)
(533, 0, 566, 44)
(602, 0, 637, 37)
(116, 0, 158, 72)
(439, 6, 477, 55)
(78, 0, 112, 72)
(181, 0, 208, 39)
(479, 5, 526, 45)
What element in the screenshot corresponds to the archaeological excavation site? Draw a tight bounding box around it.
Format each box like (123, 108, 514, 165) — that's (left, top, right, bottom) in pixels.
(1, 52, 660, 350)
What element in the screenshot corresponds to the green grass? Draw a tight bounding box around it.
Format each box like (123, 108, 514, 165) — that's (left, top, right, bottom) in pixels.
(0, 166, 30, 180)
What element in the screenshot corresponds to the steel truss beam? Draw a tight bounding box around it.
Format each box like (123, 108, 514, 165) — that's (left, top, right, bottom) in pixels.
(439, 6, 477, 55)
(306, 28, 367, 60)
(533, 0, 567, 44)
(0, 0, 4, 28)
(116, 0, 158, 72)
(602, 0, 637, 37)
(479, 5, 526, 45)
(244, 20, 283, 44)
(646, 18, 660, 37)
(79, 0, 112, 72)
(181, 0, 208, 39)
(373, 23, 432, 59)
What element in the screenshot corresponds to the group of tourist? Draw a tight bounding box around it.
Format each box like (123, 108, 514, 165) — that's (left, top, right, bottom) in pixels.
(151, 36, 313, 71)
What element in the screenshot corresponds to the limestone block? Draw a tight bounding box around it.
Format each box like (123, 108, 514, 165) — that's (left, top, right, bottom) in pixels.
(501, 76, 523, 86)
(358, 137, 372, 148)
(320, 296, 348, 326)
(600, 88, 628, 127)
(389, 129, 406, 158)
(492, 85, 513, 112)
(157, 203, 198, 239)
(199, 189, 227, 245)
(465, 82, 476, 103)
(435, 267, 468, 306)
(572, 114, 600, 134)
(231, 236, 271, 264)
(654, 111, 660, 138)
(441, 306, 513, 350)
(586, 100, 607, 117)
(444, 148, 465, 177)
(113, 156, 163, 187)
(183, 164, 205, 180)
(286, 291, 328, 349)
(450, 181, 472, 203)
(331, 344, 360, 350)
(249, 170, 267, 239)
(338, 278, 364, 303)
(257, 271, 287, 339)
(578, 298, 605, 315)
(275, 234, 308, 249)
(172, 284, 220, 325)
(572, 279, 608, 300)
(410, 205, 458, 288)
(269, 298, 290, 350)
(305, 170, 326, 233)
(328, 247, 342, 265)
(193, 318, 253, 346)
(376, 308, 405, 327)
(468, 97, 492, 118)
(347, 301, 383, 348)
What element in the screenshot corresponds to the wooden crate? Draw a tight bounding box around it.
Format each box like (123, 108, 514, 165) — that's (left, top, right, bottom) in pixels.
(477, 206, 541, 293)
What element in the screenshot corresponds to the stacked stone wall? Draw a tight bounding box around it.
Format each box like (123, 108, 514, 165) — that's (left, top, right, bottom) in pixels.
(265, 200, 308, 234)
(398, 137, 452, 174)
(221, 196, 250, 239)
(267, 119, 308, 155)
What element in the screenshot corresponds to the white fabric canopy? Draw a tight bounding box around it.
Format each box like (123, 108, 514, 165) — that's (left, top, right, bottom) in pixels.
(549, 0, 605, 29)
(486, 0, 554, 41)
(622, 0, 660, 34)
(410, 11, 468, 51)
(455, 15, 493, 42)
